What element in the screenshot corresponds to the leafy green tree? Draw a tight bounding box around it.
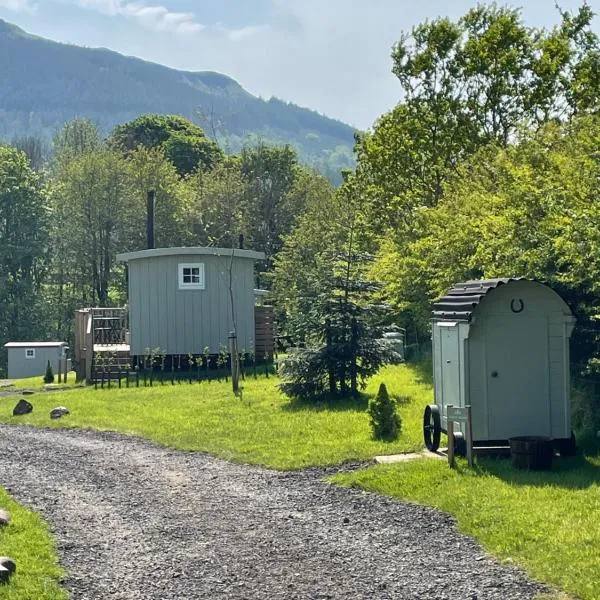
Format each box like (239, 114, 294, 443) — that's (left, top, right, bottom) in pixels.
(187, 157, 245, 248)
(52, 149, 132, 306)
(109, 114, 223, 175)
(355, 4, 599, 236)
(11, 135, 46, 171)
(276, 177, 393, 398)
(240, 142, 302, 269)
(0, 145, 48, 374)
(123, 146, 195, 251)
(51, 118, 102, 168)
(373, 114, 600, 348)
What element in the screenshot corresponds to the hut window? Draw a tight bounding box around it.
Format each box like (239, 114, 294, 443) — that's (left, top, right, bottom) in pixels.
(178, 263, 205, 290)
(25, 349, 35, 359)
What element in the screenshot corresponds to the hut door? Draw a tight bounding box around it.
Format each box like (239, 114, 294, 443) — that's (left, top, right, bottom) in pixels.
(486, 316, 550, 439)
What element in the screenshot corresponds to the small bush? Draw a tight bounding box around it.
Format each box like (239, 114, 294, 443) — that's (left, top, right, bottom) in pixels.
(43, 360, 54, 384)
(368, 383, 401, 440)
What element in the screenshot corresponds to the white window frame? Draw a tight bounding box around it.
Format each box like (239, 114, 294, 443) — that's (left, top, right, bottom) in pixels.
(178, 263, 205, 290)
(25, 348, 35, 359)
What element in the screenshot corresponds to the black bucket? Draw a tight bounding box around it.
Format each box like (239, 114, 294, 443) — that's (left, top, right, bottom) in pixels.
(509, 436, 553, 471)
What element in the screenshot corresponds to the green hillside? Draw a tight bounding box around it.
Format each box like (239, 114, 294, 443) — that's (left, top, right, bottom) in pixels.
(0, 19, 355, 180)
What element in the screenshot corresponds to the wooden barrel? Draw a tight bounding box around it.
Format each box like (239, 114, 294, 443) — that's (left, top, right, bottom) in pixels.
(509, 436, 553, 470)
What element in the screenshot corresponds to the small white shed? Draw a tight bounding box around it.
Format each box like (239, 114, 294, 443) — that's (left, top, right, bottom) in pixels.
(424, 279, 576, 455)
(4, 342, 69, 379)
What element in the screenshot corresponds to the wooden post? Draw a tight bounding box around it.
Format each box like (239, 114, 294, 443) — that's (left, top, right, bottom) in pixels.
(447, 404, 455, 469)
(58, 360, 62, 384)
(466, 404, 474, 468)
(229, 332, 240, 393)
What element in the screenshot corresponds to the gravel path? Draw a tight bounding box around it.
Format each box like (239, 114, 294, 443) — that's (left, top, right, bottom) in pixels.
(0, 426, 547, 599)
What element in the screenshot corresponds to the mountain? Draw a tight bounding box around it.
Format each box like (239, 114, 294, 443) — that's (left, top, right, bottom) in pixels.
(0, 20, 355, 180)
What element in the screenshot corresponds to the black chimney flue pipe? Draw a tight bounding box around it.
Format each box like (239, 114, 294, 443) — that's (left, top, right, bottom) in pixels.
(147, 190, 155, 250)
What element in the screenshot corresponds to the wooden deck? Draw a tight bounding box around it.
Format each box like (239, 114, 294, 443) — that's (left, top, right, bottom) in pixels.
(93, 344, 130, 354)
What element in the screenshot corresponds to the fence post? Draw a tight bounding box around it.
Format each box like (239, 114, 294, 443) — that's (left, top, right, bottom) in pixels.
(229, 332, 240, 393)
(466, 404, 474, 468)
(447, 404, 455, 469)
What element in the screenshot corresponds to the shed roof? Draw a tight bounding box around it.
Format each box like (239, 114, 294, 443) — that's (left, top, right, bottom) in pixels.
(4, 341, 67, 348)
(432, 278, 524, 322)
(116, 247, 265, 262)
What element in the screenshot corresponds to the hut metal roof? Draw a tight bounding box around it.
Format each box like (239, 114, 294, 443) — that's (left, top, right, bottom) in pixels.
(432, 278, 523, 322)
(117, 247, 265, 262)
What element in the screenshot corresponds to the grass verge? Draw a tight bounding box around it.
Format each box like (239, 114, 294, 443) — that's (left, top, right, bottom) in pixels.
(5, 372, 79, 391)
(0, 364, 431, 470)
(332, 454, 600, 600)
(0, 488, 66, 599)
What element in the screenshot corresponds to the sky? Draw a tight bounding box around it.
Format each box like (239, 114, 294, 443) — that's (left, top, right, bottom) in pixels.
(0, 0, 598, 129)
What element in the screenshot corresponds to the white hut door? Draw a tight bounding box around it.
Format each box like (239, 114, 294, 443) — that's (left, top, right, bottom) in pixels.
(486, 316, 550, 439)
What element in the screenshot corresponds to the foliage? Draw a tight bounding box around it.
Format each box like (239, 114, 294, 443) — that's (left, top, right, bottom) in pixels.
(240, 142, 301, 267)
(276, 178, 395, 398)
(0, 145, 48, 375)
(354, 3, 599, 234)
(368, 383, 401, 440)
(109, 114, 223, 175)
(43, 360, 54, 384)
(373, 115, 600, 356)
(334, 456, 600, 600)
(0, 365, 428, 470)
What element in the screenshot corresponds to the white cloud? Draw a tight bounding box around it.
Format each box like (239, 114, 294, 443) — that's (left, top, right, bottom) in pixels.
(79, 0, 203, 34)
(0, 0, 37, 13)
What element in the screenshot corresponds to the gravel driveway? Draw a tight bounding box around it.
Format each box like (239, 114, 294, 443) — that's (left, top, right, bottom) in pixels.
(0, 426, 547, 599)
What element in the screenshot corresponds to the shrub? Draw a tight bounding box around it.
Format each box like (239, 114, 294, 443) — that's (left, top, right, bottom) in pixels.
(43, 360, 54, 384)
(368, 383, 401, 440)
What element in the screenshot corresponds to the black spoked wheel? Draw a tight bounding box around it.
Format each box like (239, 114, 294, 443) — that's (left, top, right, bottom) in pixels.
(556, 432, 577, 457)
(453, 431, 467, 457)
(423, 404, 441, 452)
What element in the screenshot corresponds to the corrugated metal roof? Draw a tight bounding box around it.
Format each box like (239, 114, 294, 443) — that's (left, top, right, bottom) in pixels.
(4, 341, 67, 348)
(432, 278, 523, 322)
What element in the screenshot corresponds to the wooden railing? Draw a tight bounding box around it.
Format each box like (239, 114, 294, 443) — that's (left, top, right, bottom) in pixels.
(74, 307, 128, 382)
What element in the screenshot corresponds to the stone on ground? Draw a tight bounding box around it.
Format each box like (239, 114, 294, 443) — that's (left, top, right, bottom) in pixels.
(0, 557, 16, 583)
(12, 399, 33, 416)
(50, 407, 70, 419)
(0, 509, 11, 526)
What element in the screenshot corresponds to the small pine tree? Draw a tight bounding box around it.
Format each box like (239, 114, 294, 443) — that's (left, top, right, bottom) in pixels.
(43, 360, 55, 384)
(368, 383, 401, 440)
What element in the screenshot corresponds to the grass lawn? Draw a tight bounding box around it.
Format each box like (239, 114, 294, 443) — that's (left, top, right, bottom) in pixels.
(0, 488, 66, 599)
(4, 372, 79, 391)
(0, 364, 431, 470)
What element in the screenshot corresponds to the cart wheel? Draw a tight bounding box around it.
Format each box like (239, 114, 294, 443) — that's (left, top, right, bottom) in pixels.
(556, 432, 577, 457)
(423, 405, 441, 452)
(453, 431, 467, 457)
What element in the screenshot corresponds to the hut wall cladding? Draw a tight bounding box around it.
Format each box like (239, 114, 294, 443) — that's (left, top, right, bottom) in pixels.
(466, 281, 571, 440)
(127, 254, 256, 356)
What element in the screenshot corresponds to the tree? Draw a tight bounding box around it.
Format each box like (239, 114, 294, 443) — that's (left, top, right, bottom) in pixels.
(372, 114, 600, 352)
(0, 145, 48, 374)
(240, 142, 302, 270)
(53, 149, 132, 306)
(109, 114, 223, 176)
(355, 4, 600, 236)
(276, 177, 393, 399)
(51, 118, 102, 168)
(11, 135, 46, 171)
